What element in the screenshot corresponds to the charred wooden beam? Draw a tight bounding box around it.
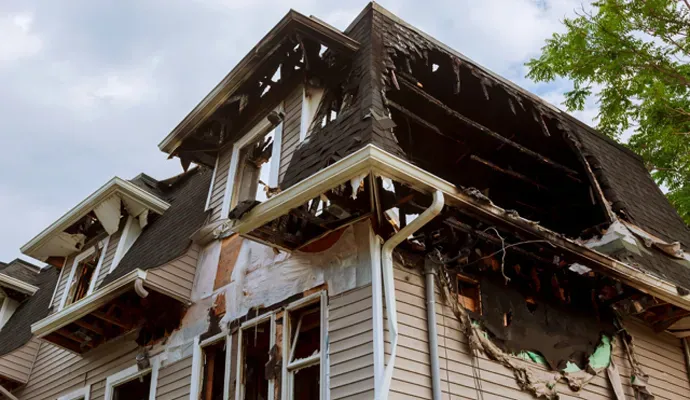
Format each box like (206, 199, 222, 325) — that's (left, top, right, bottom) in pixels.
(73, 319, 104, 336)
(388, 100, 465, 146)
(45, 333, 83, 353)
(92, 311, 131, 330)
(56, 328, 94, 348)
(469, 155, 548, 191)
(396, 77, 581, 177)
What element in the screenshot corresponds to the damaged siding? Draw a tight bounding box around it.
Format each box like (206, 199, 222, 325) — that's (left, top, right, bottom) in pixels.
(0, 338, 40, 385)
(51, 254, 75, 310)
(15, 339, 139, 400)
(155, 356, 193, 400)
(279, 86, 304, 184)
(329, 285, 375, 399)
(146, 244, 201, 300)
(391, 263, 690, 400)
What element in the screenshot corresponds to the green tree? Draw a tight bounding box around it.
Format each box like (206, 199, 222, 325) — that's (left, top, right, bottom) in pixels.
(526, 0, 690, 224)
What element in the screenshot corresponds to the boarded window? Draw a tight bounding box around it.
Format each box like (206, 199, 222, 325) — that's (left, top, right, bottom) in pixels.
(457, 274, 481, 314)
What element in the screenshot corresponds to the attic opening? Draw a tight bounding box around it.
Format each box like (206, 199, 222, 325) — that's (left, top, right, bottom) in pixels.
(385, 50, 610, 237)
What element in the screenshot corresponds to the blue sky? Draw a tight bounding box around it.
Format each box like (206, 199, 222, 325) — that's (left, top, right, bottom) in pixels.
(0, 0, 597, 262)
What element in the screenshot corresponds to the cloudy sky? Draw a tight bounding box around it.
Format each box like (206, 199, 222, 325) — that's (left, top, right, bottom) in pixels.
(0, 0, 597, 263)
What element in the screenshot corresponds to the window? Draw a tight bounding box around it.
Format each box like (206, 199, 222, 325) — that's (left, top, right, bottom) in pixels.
(236, 314, 275, 400)
(222, 108, 284, 217)
(57, 385, 91, 400)
(104, 358, 159, 400)
(192, 333, 231, 400)
(457, 274, 481, 314)
(60, 246, 104, 310)
(282, 292, 326, 400)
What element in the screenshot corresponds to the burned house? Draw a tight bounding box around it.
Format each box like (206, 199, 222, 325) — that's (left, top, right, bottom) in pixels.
(2, 3, 690, 400)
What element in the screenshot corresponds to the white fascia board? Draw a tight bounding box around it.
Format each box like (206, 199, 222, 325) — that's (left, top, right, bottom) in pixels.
(21, 178, 170, 259)
(31, 270, 147, 338)
(0, 274, 39, 296)
(229, 144, 690, 312)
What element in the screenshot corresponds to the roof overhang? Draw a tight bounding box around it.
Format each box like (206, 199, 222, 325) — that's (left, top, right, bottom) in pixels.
(224, 144, 690, 312)
(21, 178, 170, 261)
(0, 274, 38, 296)
(158, 9, 360, 155)
(31, 269, 189, 354)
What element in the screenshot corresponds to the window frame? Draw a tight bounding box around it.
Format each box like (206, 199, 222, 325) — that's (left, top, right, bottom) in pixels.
(104, 356, 160, 400)
(190, 331, 233, 400)
(221, 105, 284, 218)
(59, 246, 97, 311)
(235, 311, 277, 400)
(57, 385, 91, 400)
(281, 291, 327, 400)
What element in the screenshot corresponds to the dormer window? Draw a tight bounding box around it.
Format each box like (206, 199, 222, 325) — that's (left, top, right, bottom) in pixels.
(64, 247, 102, 307)
(223, 109, 284, 216)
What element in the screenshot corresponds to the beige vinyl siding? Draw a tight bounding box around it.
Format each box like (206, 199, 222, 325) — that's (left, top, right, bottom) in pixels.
(146, 244, 200, 301)
(0, 338, 40, 384)
(94, 229, 123, 289)
(329, 284, 375, 400)
(15, 337, 139, 400)
(278, 86, 303, 184)
(51, 254, 75, 311)
(156, 356, 193, 400)
(209, 143, 233, 222)
(390, 262, 690, 400)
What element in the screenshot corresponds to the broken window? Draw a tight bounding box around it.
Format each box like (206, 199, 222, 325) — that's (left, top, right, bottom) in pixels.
(457, 274, 481, 314)
(201, 340, 228, 400)
(64, 246, 102, 307)
(232, 114, 283, 206)
(237, 317, 273, 400)
(284, 297, 323, 400)
(112, 372, 151, 400)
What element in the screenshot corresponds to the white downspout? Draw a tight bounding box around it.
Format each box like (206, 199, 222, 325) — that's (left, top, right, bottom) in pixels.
(379, 190, 444, 399)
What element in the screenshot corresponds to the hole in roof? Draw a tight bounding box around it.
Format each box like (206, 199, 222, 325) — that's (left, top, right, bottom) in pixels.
(432, 63, 439, 72)
(321, 115, 327, 127)
(293, 44, 300, 52)
(261, 85, 271, 97)
(319, 44, 328, 57)
(330, 110, 337, 121)
(271, 65, 281, 83)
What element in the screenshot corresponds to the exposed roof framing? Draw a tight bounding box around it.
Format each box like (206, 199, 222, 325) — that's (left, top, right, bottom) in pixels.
(21, 177, 170, 261)
(158, 9, 360, 157)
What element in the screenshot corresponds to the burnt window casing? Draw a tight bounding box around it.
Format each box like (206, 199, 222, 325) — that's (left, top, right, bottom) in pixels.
(235, 129, 277, 203)
(65, 247, 102, 307)
(237, 317, 274, 400)
(457, 274, 481, 314)
(201, 340, 228, 400)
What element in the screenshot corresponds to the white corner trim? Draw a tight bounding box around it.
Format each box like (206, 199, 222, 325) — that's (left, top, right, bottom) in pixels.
(21, 177, 170, 259)
(111, 216, 141, 273)
(189, 336, 202, 400)
(300, 85, 325, 142)
(0, 273, 39, 296)
(220, 109, 281, 218)
(87, 236, 110, 296)
(205, 155, 220, 211)
(269, 120, 283, 189)
(190, 332, 232, 400)
(58, 385, 91, 400)
(49, 257, 68, 307)
(58, 246, 96, 311)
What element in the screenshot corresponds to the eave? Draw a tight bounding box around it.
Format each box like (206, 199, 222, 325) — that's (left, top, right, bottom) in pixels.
(31, 269, 190, 354)
(226, 144, 690, 312)
(0, 274, 38, 296)
(158, 9, 360, 155)
(21, 177, 170, 261)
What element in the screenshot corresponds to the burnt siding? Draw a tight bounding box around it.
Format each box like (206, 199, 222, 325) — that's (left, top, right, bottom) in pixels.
(281, 10, 375, 189)
(329, 285, 375, 399)
(279, 86, 304, 184)
(390, 263, 690, 400)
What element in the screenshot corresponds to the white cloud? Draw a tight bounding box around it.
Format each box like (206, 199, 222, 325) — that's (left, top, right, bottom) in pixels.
(0, 12, 42, 63)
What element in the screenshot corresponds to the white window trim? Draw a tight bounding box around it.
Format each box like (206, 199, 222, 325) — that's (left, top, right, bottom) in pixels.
(110, 215, 141, 273)
(281, 291, 327, 400)
(204, 155, 220, 211)
(190, 331, 233, 400)
(58, 385, 91, 400)
(235, 312, 277, 400)
(104, 356, 160, 400)
(220, 104, 284, 218)
(58, 246, 96, 311)
(87, 236, 110, 296)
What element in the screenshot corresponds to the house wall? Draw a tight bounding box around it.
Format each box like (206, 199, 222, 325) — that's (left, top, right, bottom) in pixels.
(389, 262, 690, 400)
(0, 338, 40, 385)
(50, 254, 74, 311)
(146, 244, 201, 301)
(94, 230, 123, 289)
(155, 354, 193, 400)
